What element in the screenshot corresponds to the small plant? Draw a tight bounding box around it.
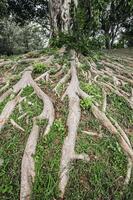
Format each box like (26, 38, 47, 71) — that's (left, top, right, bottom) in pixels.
(121, 83, 131, 93)
(33, 62, 47, 73)
(81, 63, 90, 71)
(56, 84, 64, 95)
(108, 93, 133, 128)
(80, 82, 102, 102)
(80, 97, 93, 110)
(36, 119, 47, 127)
(21, 86, 34, 97)
(53, 119, 65, 132)
(50, 67, 58, 74)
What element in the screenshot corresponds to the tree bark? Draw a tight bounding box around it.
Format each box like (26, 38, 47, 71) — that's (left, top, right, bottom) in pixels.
(49, 0, 78, 36)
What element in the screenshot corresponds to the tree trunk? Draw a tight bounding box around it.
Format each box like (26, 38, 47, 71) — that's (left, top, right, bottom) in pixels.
(49, 0, 78, 36)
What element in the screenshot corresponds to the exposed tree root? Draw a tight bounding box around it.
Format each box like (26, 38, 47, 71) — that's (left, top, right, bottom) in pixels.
(0, 56, 55, 199)
(69, 55, 133, 187)
(55, 52, 133, 196)
(102, 88, 107, 113)
(0, 81, 10, 93)
(91, 105, 133, 160)
(53, 69, 70, 94)
(35, 70, 50, 82)
(20, 79, 55, 199)
(0, 49, 133, 199)
(0, 88, 13, 103)
(20, 119, 39, 200)
(0, 92, 23, 131)
(86, 59, 133, 109)
(10, 118, 25, 132)
(124, 158, 132, 185)
(17, 68, 55, 200)
(59, 51, 90, 198)
(82, 130, 103, 138)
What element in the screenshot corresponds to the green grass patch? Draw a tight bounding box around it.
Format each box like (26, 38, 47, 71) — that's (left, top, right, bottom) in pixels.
(33, 62, 47, 74)
(32, 119, 66, 200)
(80, 82, 102, 103)
(107, 93, 133, 128)
(0, 121, 32, 199)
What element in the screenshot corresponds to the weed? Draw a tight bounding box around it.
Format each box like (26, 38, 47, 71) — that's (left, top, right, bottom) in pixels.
(80, 82, 102, 102)
(55, 84, 64, 95)
(121, 83, 131, 93)
(21, 86, 34, 97)
(53, 119, 65, 133)
(21, 93, 43, 118)
(80, 63, 90, 71)
(32, 119, 65, 200)
(33, 62, 47, 73)
(80, 97, 93, 110)
(107, 93, 133, 128)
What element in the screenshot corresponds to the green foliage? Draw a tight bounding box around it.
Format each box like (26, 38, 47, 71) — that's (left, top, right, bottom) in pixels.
(53, 119, 65, 133)
(107, 93, 133, 128)
(1, 49, 133, 200)
(80, 97, 93, 110)
(0, 0, 8, 18)
(80, 82, 102, 102)
(21, 93, 43, 118)
(33, 62, 47, 73)
(21, 86, 34, 96)
(64, 128, 130, 200)
(41, 47, 59, 56)
(50, 33, 102, 55)
(121, 83, 131, 93)
(0, 110, 33, 199)
(32, 119, 65, 199)
(0, 18, 47, 55)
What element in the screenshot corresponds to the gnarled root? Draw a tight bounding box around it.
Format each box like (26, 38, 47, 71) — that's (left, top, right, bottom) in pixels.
(53, 69, 70, 95)
(82, 130, 103, 138)
(59, 51, 90, 198)
(20, 69, 55, 200)
(0, 92, 23, 132)
(10, 118, 25, 132)
(0, 58, 55, 199)
(91, 105, 133, 160)
(20, 120, 39, 200)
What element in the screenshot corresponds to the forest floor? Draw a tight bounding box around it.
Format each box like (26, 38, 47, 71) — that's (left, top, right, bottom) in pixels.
(0, 48, 133, 200)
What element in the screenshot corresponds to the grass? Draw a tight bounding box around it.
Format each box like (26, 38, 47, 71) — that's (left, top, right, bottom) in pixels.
(65, 130, 131, 200)
(0, 123, 32, 199)
(107, 93, 133, 128)
(0, 48, 133, 200)
(33, 62, 47, 74)
(32, 119, 66, 200)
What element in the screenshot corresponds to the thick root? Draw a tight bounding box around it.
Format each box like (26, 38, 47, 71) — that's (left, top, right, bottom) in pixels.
(10, 118, 25, 132)
(20, 120, 39, 200)
(20, 68, 55, 199)
(59, 51, 90, 198)
(53, 69, 70, 95)
(82, 130, 103, 138)
(0, 56, 55, 199)
(0, 92, 23, 132)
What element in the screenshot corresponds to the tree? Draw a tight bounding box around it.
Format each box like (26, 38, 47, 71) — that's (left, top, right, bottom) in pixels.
(49, 0, 78, 36)
(99, 0, 133, 48)
(122, 17, 133, 47)
(7, 0, 49, 26)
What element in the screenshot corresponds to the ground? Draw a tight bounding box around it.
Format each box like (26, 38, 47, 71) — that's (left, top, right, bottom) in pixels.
(0, 48, 133, 200)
